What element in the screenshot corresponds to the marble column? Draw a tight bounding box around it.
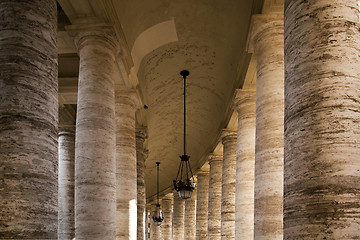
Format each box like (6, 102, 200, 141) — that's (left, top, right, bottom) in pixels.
(220, 130, 237, 240)
(173, 191, 185, 240)
(136, 128, 147, 240)
(161, 194, 173, 240)
(116, 89, 141, 240)
(208, 154, 223, 240)
(70, 26, 119, 239)
(0, 0, 58, 238)
(250, 14, 284, 240)
(150, 203, 162, 240)
(196, 171, 209, 240)
(184, 186, 197, 240)
(284, 1, 360, 239)
(58, 127, 75, 240)
(234, 89, 256, 240)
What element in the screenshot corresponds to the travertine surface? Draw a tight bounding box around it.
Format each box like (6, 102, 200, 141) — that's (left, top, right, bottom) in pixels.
(220, 130, 237, 240)
(116, 89, 140, 240)
(185, 187, 197, 240)
(234, 89, 256, 240)
(251, 14, 284, 240)
(72, 28, 119, 240)
(161, 194, 173, 240)
(58, 127, 75, 240)
(173, 191, 185, 240)
(284, 1, 360, 239)
(0, 0, 58, 238)
(196, 171, 209, 240)
(208, 154, 223, 240)
(150, 204, 162, 240)
(136, 128, 147, 240)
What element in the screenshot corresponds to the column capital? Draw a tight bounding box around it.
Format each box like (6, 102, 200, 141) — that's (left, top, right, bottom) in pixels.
(196, 170, 209, 177)
(208, 154, 223, 164)
(234, 89, 256, 109)
(136, 127, 148, 141)
(248, 13, 284, 53)
(115, 88, 142, 111)
(66, 23, 120, 57)
(221, 129, 237, 144)
(58, 126, 75, 136)
(162, 193, 174, 201)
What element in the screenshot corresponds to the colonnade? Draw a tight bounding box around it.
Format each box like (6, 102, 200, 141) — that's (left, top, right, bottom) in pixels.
(1, 1, 360, 240)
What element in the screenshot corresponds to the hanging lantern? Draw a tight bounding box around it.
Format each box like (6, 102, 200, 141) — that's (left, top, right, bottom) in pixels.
(152, 162, 164, 224)
(173, 70, 196, 199)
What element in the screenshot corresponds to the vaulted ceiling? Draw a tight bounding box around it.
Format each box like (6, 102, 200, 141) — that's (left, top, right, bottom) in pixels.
(57, 0, 269, 200)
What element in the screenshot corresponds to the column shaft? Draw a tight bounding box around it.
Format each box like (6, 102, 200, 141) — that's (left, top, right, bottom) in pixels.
(73, 29, 118, 239)
(173, 191, 185, 240)
(0, 0, 58, 238)
(284, 1, 360, 239)
(196, 171, 209, 240)
(208, 154, 223, 240)
(58, 128, 75, 239)
(251, 14, 284, 240)
(220, 130, 237, 239)
(136, 128, 147, 240)
(161, 195, 173, 240)
(234, 89, 256, 240)
(184, 187, 197, 240)
(116, 90, 140, 240)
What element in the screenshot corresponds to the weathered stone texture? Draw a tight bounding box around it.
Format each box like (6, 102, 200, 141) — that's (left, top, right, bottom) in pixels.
(116, 89, 140, 240)
(161, 195, 173, 240)
(284, 1, 360, 239)
(196, 171, 209, 240)
(0, 0, 58, 238)
(173, 191, 185, 240)
(234, 89, 256, 240)
(184, 187, 197, 240)
(136, 128, 147, 240)
(220, 130, 237, 240)
(208, 154, 223, 240)
(58, 128, 75, 240)
(73, 29, 118, 240)
(251, 14, 284, 240)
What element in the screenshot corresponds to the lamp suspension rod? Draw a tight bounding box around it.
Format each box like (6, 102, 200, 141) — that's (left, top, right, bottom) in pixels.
(156, 162, 160, 204)
(183, 73, 186, 156)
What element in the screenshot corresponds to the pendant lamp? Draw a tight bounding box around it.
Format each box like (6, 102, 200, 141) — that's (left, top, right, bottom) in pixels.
(173, 70, 196, 199)
(153, 162, 163, 225)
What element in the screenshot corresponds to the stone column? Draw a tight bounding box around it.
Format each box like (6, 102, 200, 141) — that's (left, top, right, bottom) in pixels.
(220, 130, 237, 240)
(58, 127, 75, 240)
(146, 207, 151, 240)
(173, 191, 185, 240)
(161, 194, 173, 240)
(250, 14, 284, 240)
(136, 128, 147, 240)
(116, 89, 141, 240)
(0, 1, 58, 238)
(196, 171, 209, 240)
(234, 89, 256, 240)
(284, 1, 360, 239)
(208, 154, 223, 240)
(70, 26, 119, 239)
(150, 203, 162, 240)
(184, 186, 197, 240)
